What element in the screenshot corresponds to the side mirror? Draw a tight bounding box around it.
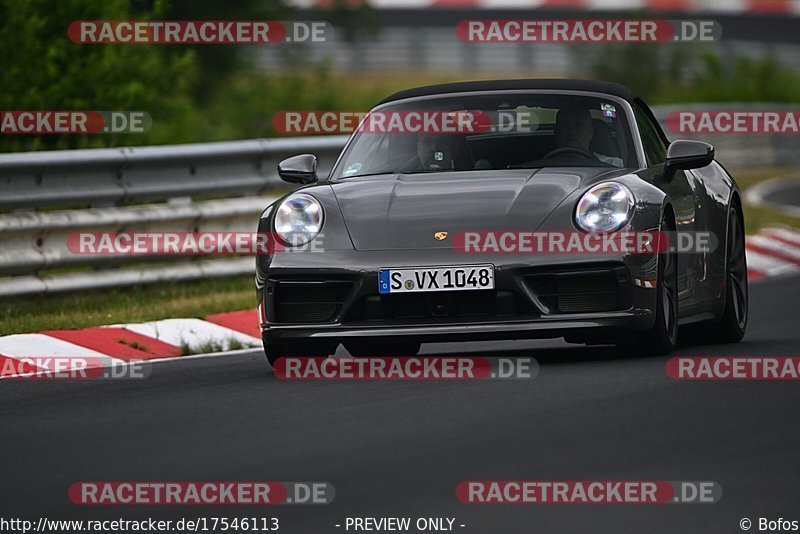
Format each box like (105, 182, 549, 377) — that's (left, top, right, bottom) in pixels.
(278, 154, 318, 185)
(664, 140, 714, 179)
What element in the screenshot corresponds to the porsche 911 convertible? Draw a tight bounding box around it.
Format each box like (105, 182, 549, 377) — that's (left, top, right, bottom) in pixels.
(256, 79, 747, 365)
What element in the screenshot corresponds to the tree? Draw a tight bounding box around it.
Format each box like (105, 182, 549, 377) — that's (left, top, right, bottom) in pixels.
(0, 0, 198, 151)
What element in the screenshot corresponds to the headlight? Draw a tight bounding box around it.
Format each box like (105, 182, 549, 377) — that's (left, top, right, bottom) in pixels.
(274, 193, 324, 246)
(575, 182, 634, 232)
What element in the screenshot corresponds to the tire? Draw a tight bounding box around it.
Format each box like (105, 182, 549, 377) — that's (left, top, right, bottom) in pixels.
(263, 340, 338, 367)
(704, 206, 748, 343)
(344, 340, 421, 357)
(634, 214, 679, 355)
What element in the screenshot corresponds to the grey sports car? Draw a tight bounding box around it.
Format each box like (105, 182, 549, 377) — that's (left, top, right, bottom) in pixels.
(256, 79, 747, 365)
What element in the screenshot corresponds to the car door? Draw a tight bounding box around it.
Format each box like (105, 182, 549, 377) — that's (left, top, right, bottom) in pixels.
(632, 101, 701, 308)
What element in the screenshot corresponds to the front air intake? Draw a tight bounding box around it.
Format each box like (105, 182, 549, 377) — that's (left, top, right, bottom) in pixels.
(272, 280, 353, 323)
(526, 266, 631, 314)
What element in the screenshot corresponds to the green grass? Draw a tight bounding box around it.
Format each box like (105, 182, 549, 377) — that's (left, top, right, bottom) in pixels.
(0, 275, 256, 336)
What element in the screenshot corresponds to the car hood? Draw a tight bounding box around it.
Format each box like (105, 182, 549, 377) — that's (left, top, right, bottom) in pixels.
(330, 168, 628, 251)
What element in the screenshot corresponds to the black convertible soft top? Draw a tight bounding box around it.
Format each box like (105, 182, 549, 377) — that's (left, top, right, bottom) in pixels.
(378, 79, 637, 105)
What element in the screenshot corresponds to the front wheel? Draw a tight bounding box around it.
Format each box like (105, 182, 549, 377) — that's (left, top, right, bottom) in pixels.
(633, 215, 679, 355)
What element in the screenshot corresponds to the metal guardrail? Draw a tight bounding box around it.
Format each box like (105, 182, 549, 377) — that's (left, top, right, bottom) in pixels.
(0, 196, 274, 275)
(0, 135, 348, 297)
(0, 135, 348, 210)
(1, 104, 798, 297)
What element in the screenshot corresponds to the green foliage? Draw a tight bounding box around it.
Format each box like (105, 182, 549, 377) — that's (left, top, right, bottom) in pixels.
(584, 43, 800, 104)
(0, 0, 198, 151)
(164, 0, 289, 96)
(5, 1, 800, 153)
(657, 52, 800, 103)
(323, 0, 379, 42)
(0, 0, 391, 150)
(582, 43, 663, 99)
(191, 61, 402, 140)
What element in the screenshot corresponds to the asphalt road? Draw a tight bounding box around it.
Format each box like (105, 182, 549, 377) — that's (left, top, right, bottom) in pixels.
(762, 179, 800, 210)
(2, 277, 799, 534)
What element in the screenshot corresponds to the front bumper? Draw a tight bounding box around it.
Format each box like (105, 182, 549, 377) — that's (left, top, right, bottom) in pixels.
(258, 249, 659, 345)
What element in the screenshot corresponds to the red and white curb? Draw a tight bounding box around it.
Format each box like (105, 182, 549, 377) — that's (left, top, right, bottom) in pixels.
(1, 227, 798, 378)
(0, 310, 261, 379)
(746, 227, 800, 281)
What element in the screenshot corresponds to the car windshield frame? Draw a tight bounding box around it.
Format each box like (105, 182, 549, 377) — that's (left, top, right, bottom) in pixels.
(329, 89, 646, 181)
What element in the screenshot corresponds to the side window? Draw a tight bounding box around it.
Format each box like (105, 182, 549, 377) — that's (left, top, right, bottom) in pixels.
(633, 104, 667, 166)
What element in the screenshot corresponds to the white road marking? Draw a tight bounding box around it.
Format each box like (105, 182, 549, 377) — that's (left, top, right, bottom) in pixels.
(0, 334, 125, 378)
(745, 248, 800, 276)
(0, 334, 121, 361)
(748, 235, 800, 261)
(762, 227, 800, 247)
(112, 318, 260, 353)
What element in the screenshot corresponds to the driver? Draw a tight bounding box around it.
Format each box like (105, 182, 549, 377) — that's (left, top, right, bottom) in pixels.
(401, 133, 458, 172)
(553, 108, 623, 167)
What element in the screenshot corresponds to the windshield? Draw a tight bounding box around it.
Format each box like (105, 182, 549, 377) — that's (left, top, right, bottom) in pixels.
(332, 93, 637, 179)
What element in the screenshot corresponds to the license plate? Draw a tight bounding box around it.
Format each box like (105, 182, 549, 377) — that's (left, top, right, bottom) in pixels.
(378, 265, 495, 294)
